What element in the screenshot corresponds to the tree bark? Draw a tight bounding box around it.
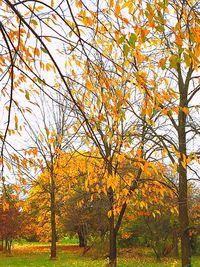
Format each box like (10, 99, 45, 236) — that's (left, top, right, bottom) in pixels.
(106, 166, 139, 266)
(106, 159, 117, 267)
(50, 174, 57, 260)
(178, 160, 191, 267)
(78, 231, 85, 247)
(178, 79, 191, 266)
(108, 212, 117, 267)
(78, 225, 87, 248)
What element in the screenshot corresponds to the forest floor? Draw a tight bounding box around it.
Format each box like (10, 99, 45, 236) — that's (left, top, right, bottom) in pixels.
(0, 243, 199, 267)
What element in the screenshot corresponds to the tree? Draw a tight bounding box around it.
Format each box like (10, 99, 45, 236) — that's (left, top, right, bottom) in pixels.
(1, 1, 200, 266)
(18, 89, 75, 259)
(0, 2, 158, 265)
(0, 185, 23, 254)
(128, 2, 200, 266)
(120, 196, 179, 260)
(26, 171, 65, 243)
(62, 191, 109, 250)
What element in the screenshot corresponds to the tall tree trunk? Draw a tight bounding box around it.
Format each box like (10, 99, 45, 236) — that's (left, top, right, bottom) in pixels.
(50, 174, 57, 260)
(178, 160, 191, 267)
(107, 158, 117, 267)
(108, 212, 117, 267)
(178, 86, 191, 267)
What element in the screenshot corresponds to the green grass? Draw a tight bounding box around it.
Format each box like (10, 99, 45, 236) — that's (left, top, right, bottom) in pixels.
(61, 236, 79, 245)
(0, 252, 105, 267)
(0, 244, 199, 267)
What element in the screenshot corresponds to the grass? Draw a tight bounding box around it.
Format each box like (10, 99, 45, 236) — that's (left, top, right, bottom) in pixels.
(0, 252, 104, 267)
(0, 243, 199, 267)
(61, 236, 79, 245)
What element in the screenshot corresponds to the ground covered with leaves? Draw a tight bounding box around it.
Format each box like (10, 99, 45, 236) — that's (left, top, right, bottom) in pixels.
(0, 243, 199, 267)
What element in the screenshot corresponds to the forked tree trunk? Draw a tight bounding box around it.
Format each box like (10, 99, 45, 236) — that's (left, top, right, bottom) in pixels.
(107, 167, 139, 267)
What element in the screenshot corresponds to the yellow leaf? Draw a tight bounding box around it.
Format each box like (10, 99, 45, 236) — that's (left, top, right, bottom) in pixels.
(122, 1, 132, 10)
(140, 201, 146, 209)
(187, 156, 191, 164)
(44, 36, 52, 42)
(116, 89, 123, 98)
(39, 133, 44, 142)
(118, 153, 125, 163)
(181, 160, 186, 169)
(107, 210, 112, 218)
(30, 19, 38, 27)
(14, 115, 18, 129)
(51, 0, 54, 7)
(25, 90, 30, 100)
(46, 63, 52, 71)
(36, 5, 44, 11)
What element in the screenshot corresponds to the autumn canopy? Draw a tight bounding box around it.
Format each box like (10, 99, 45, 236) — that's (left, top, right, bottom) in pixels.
(0, 1, 200, 267)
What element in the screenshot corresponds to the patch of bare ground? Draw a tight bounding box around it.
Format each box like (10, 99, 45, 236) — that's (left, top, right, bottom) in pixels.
(118, 247, 153, 262)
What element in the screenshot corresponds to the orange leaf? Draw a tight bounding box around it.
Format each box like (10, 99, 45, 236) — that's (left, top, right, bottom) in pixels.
(181, 107, 189, 114)
(121, 17, 129, 25)
(110, 0, 114, 8)
(114, 2, 120, 17)
(175, 34, 183, 46)
(35, 47, 40, 57)
(85, 79, 93, 90)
